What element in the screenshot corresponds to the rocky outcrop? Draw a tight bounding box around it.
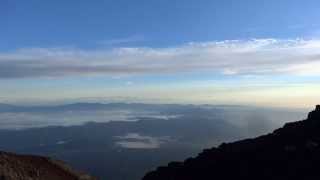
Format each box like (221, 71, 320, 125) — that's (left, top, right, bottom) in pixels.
(143, 105, 320, 180)
(0, 151, 95, 180)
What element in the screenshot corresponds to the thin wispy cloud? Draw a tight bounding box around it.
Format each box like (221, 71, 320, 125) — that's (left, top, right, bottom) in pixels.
(99, 35, 145, 46)
(1, 39, 320, 79)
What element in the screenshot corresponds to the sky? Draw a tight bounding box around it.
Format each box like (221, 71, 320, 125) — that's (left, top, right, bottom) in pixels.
(1, 0, 320, 108)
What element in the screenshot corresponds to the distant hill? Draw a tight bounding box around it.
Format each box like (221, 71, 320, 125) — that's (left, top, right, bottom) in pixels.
(143, 105, 320, 180)
(0, 151, 95, 180)
(0, 102, 199, 113)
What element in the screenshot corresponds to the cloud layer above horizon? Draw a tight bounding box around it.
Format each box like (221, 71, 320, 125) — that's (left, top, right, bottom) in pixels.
(1, 38, 320, 79)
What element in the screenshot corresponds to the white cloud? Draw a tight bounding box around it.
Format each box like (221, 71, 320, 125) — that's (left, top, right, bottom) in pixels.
(1, 39, 320, 79)
(114, 133, 172, 149)
(126, 81, 134, 86)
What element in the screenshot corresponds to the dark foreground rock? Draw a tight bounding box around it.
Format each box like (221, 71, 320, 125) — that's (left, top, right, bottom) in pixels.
(0, 151, 95, 180)
(143, 105, 320, 180)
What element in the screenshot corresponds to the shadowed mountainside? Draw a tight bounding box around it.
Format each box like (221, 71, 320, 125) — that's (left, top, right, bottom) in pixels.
(143, 105, 320, 180)
(0, 151, 95, 180)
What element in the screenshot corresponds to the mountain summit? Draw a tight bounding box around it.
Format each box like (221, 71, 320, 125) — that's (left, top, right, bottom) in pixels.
(308, 105, 320, 120)
(143, 105, 320, 180)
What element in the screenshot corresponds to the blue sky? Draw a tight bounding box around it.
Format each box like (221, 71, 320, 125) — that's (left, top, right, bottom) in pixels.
(1, 0, 320, 107)
(2, 0, 320, 49)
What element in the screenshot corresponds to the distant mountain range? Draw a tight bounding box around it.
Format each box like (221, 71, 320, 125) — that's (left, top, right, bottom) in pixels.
(0, 102, 307, 179)
(143, 105, 320, 180)
(0, 102, 202, 113)
(0, 103, 245, 179)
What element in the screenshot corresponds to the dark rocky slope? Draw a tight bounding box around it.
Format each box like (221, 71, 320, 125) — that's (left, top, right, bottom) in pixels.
(143, 105, 320, 180)
(0, 151, 95, 180)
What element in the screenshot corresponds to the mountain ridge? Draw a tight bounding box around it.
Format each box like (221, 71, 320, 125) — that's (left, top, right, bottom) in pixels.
(143, 105, 320, 180)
